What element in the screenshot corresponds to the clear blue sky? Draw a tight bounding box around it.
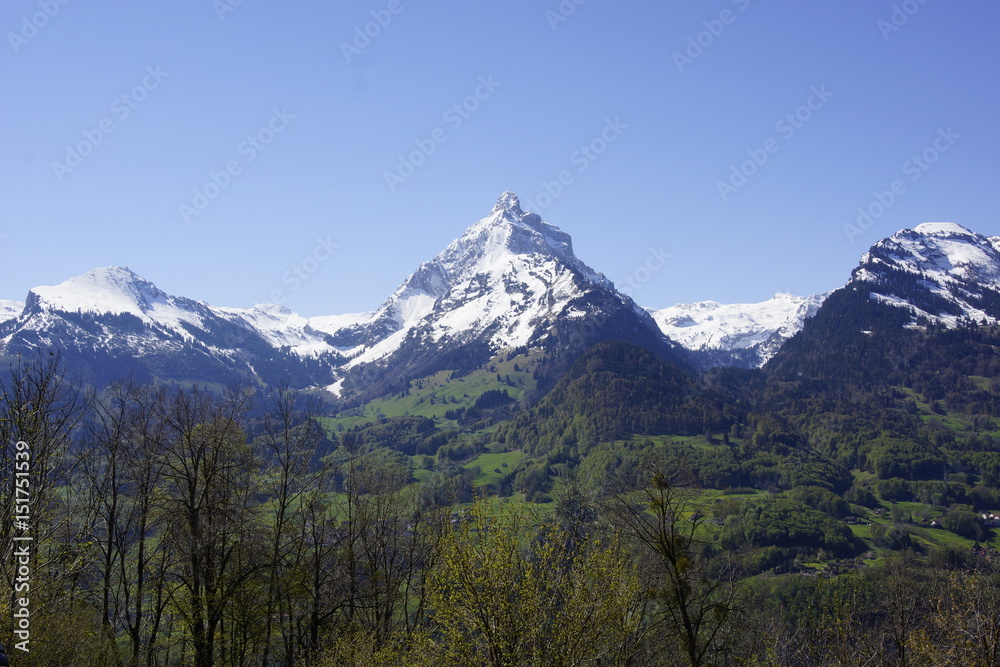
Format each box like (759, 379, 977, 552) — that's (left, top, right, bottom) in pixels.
(2, 1, 998, 316)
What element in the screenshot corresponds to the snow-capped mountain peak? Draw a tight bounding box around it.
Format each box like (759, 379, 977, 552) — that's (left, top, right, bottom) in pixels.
(491, 190, 524, 216)
(322, 192, 669, 392)
(24, 265, 208, 331)
(336, 192, 618, 358)
(30, 265, 155, 312)
(432, 191, 602, 284)
(852, 222, 1000, 327)
(2, 265, 343, 388)
(858, 222, 1000, 282)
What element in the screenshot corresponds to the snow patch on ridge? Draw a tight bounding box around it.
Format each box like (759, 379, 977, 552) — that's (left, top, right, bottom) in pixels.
(0, 300, 23, 324)
(912, 222, 974, 236)
(649, 293, 827, 366)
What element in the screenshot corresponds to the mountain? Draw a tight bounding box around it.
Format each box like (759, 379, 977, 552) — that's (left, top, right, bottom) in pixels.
(494, 340, 739, 454)
(0, 266, 340, 388)
(215, 303, 341, 358)
(849, 222, 1000, 326)
(766, 222, 1000, 385)
(648, 293, 827, 368)
(324, 192, 688, 400)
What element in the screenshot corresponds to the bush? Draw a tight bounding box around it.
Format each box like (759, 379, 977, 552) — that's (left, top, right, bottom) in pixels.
(875, 477, 912, 502)
(942, 504, 984, 540)
(845, 485, 879, 508)
(721, 496, 860, 558)
(788, 485, 850, 518)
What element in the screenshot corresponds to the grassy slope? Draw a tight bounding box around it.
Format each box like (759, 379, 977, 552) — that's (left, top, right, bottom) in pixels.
(319, 351, 542, 432)
(318, 347, 1000, 563)
(462, 450, 528, 487)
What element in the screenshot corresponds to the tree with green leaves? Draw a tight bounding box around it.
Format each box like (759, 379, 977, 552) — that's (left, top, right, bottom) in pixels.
(423, 500, 642, 666)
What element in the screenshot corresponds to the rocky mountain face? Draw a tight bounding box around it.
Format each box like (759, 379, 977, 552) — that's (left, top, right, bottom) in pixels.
(321, 192, 687, 399)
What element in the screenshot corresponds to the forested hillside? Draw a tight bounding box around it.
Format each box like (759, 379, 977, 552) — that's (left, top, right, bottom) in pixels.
(4, 302, 1000, 665)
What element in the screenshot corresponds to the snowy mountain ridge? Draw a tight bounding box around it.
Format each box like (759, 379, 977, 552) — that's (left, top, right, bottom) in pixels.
(0, 266, 343, 388)
(648, 293, 828, 368)
(2, 197, 996, 392)
(13, 266, 339, 358)
(0, 193, 675, 393)
(850, 222, 1000, 327)
(24, 266, 209, 338)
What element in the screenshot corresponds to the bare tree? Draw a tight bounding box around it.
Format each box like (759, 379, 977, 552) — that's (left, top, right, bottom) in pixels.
(255, 386, 330, 666)
(82, 380, 177, 666)
(156, 386, 264, 667)
(336, 439, 418, 645)
(607, 465, 744, 666)
(0, 353, 88, 653)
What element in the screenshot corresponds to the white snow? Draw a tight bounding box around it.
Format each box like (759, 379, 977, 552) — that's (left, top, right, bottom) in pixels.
(912, 222, 973, 236)
(0, 300, 23, 324)
(393, 290, 439, 328)
(308, 311, 374, 335)
(321, 192, 605, 369)
(29, 266, 207, 334)
(855, 222, 1000, 327)
(216, 303, 340, 357)
(648, 293, 826, 365)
